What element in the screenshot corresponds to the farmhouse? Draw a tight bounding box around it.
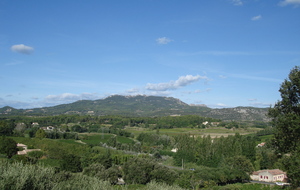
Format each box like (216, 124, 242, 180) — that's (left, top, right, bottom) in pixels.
(40, 126, 55, 131)
(17, 143, 41, 155)
(250, 169, 287, 182)
(256, 142, 265, 147)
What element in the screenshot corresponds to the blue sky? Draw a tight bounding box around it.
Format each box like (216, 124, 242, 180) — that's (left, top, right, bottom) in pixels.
(0, 0, 299, 109)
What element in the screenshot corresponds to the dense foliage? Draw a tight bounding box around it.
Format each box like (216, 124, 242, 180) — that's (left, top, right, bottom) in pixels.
(0, 160, 114, 190)
(123, 157, 178, 185)
(0, 136, 18, 158)
(174, 134, 256, 168)
(268, 66, 300, 188)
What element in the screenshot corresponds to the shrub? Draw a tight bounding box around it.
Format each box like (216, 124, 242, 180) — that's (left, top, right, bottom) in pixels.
(0, 136, 18, 158)
(27, 151, 44, 159)
(0, 160, 114, 190)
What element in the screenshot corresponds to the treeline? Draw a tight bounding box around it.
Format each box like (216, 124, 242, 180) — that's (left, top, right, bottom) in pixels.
(0, 159, 190, 190)
(1, 114, 220, 130)
(0, 115, 221, 141)
(173, 134, 256, 168)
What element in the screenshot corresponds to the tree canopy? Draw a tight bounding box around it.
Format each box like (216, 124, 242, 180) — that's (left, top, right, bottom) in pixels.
(268, 66, 300, 188)
(0, 136, 18, 158)
(268, 66, 300, 154)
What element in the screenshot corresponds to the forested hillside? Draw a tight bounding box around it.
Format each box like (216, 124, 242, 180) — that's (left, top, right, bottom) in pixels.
(0, 95, 269, 121)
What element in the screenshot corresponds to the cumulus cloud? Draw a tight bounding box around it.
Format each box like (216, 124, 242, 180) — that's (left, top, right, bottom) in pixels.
(126, 88, 140, 94)
(45, 93, 100, 102)
(146, 75, 208, 91)
(156, 37, 173, 45)
(231, 0, 243, 6)
(209, 103, 228, 108)
(279, 0, 300, 6)
(11, 44, 34, 54)
(251, 15, 262, 21)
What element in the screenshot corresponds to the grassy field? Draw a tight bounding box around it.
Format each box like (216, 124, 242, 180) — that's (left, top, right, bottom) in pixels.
(79, 133, 134, 145)
(38, 158, 60, 168)
(259, 134, 274, 142)
(125, 126, 262, 138)
(117, 136, 135, 144)
(55, 139, 84, 145)
(80, 133, 113, 145)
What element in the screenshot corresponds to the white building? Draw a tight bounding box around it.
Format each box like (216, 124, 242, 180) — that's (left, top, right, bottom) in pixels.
(250, 169, 287, 182)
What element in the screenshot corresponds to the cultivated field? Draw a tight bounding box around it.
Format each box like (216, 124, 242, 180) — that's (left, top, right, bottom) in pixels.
(124, 126, 262, 138)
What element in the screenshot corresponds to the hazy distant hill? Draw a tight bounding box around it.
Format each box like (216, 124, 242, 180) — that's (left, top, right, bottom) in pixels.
(0, 95, 269, 121)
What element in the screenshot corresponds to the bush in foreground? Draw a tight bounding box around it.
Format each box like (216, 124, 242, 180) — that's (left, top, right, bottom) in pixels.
(0, 160, 113, 190)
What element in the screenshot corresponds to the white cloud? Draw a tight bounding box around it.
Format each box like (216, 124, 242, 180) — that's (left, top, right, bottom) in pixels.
(11, 44, 34, 54)
(251, 15, 262, 21)
(5, 60, 24, 66)
(232, 74, 282, 83)
(45, 92, 100, 102)
(126, 88, 140, 94)
(146, 75, 208, 91)
(210, 103, 228, 108)
(0, 98, 35, 109)
(219, 75, 227, 79)
(279, 0, 300, 6)
(194, 88, 211, 93)
(156, 37, 173, 45)
(177, 51, 252, 56)
(231, 0, 243, 6)
(249, 102, 272, 107)
(248, 98, 272, 107)
(248, 98, 258, 102)
(147, 91, 171, 96)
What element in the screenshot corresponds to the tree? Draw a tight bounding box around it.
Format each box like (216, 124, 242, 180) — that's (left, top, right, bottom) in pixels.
(0, 136, 18, 158)
(268, 66, 300, 187)
(27, 127, 39, 138)
(83, 163, 121, 184)
(150, 165, 178, 185)
(221, 155, 254, 175)
(35, 129, 46, 139)
(60, 154, 82, 172)
(72, 125, 86, 133)
(282, 149, 300, 188)
(0, 120, 14, 136)
(106, 136, 117, 147)
(268, 66, 300, 154)
(93, 150, 113, 169)
(123, 157, 155, 184)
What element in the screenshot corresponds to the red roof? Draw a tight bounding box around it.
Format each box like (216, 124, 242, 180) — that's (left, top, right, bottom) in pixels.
(252, 169, 286, 176)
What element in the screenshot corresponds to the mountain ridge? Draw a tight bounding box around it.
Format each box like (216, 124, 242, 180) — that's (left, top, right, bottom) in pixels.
(0, 95, 270, 121)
